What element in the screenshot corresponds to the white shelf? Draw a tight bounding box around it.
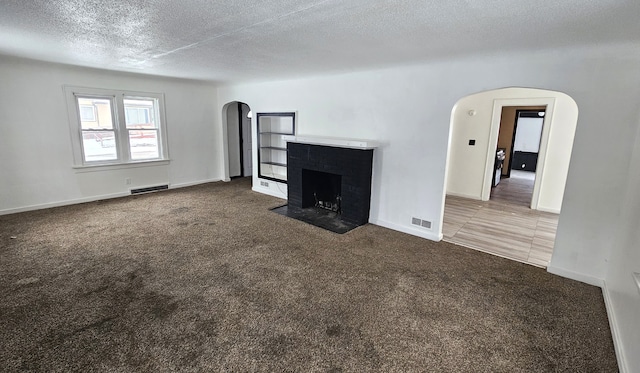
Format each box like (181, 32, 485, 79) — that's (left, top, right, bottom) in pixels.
(257, 113, 295, 182)
(282, 135, 379, 149)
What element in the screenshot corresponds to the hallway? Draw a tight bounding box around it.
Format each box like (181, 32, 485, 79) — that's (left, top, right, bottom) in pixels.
(443, 171, 559, 267)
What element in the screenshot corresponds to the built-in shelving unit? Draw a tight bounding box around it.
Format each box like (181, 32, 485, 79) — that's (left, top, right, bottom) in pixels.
(257, 112, 295, 182)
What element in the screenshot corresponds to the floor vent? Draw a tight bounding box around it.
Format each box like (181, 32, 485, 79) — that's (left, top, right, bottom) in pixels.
(412, 217, 432, 230)
(130, 185, 169, 195)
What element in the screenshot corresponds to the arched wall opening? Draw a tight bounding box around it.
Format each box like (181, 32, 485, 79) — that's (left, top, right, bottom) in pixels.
(443, 87, 579, 214)
(221, 101, 252, 181)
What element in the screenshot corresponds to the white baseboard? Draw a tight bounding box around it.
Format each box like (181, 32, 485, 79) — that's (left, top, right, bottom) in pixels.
(170, 178, 222, 189)
(0, 178, 223, 216)
(602, 281, 629, 373)
(0, 191, 130, 216)
(251, 186, 287, 200)
(370, 218, 443, 242)
(546, 265, 604, 287)
(546, 269, 627, 371)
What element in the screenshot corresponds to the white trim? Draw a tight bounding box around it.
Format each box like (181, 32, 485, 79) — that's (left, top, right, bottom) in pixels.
(602, 281, 629, 373)
(530, 101, 555, 210)
(0, 178, 223, 216)
(370, 218, 443, 242)
(169, 178, 223, 189)
(0, 192, 130, 216)
(72, 159, 170, 172)
(546, 265, 604, 287)
(282, 135, 379, 149)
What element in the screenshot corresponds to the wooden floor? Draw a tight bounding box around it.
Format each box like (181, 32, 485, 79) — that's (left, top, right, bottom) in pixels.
(443, 171, 559, 267)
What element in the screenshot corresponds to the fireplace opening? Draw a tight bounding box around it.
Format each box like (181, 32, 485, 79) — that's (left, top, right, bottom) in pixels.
(302, 169, 342, 213)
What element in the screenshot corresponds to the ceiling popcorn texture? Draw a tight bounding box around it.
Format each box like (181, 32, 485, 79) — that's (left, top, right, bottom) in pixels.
(0, 0, 639, 82)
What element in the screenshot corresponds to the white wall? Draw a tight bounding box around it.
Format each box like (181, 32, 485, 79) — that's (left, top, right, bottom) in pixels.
(217, 43, 640, 283)
(0, 55, 220, 214)
(446, 88, 577, 213)
(604, 117, 640, 372)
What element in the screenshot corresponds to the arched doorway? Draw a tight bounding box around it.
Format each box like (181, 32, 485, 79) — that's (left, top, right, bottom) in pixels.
(441, 87, 579, 267)
(222, 101, 252, 180)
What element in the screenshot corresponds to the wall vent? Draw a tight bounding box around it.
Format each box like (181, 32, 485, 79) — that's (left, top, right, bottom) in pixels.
(260, 180, 269, 187)
(412, 217, 432, 230)
(130, 185, 169, 195)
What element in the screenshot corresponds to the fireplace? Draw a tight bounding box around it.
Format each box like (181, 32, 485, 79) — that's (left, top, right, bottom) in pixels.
(272, 138, 375, 233)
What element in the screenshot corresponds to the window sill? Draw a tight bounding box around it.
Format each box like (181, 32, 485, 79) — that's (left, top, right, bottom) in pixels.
(72, 159, 170, 173)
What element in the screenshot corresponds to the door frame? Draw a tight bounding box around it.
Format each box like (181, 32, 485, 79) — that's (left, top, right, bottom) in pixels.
(482, 98, 555, 210)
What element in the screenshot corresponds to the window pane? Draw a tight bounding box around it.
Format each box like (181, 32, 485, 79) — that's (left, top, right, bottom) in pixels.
(82, 131, 117, 161)
(79, 105, 96, 121)
(77, 97, 113, 130)
(129, 130, 159, 160)
(124, 98, 157, 129)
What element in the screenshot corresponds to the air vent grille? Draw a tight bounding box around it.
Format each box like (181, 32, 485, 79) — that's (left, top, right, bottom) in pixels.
(412, 217, 432, 230)
(130, 185, 169, 195)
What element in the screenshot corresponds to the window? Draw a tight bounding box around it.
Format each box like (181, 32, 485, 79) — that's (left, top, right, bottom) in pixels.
(65, 86, 168, 166)
(125, 106, 150, 125)
(79, 104, 96, 121)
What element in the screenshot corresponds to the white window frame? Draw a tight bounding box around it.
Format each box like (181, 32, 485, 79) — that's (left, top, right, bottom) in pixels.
(65, 86, 170, 168)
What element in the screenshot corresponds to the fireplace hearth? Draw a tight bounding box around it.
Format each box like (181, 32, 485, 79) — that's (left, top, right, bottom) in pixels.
(271, 140, 375, 234)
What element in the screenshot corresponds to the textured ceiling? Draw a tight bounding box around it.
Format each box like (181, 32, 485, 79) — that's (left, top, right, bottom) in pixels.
(0, 0, 639, 82)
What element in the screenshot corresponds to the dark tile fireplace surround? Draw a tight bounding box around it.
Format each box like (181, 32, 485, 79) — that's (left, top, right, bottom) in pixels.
(272, 142, 374, 233)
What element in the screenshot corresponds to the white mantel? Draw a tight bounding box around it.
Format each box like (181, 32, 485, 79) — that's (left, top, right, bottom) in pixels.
(282, 135, 379, 150)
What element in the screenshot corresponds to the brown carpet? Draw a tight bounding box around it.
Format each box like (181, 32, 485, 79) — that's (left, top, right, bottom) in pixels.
(0, 178, 618, 372)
